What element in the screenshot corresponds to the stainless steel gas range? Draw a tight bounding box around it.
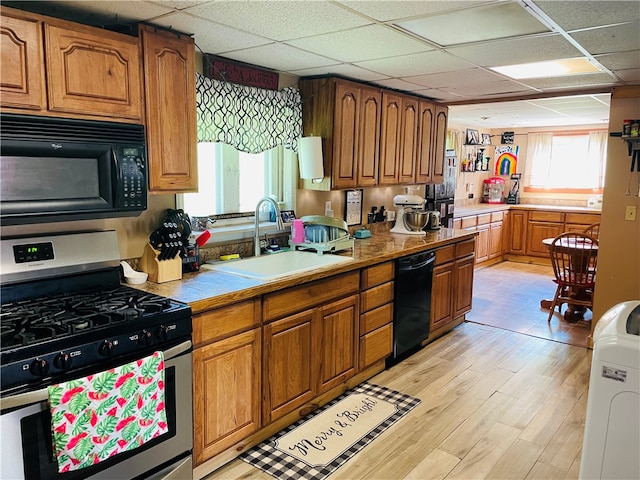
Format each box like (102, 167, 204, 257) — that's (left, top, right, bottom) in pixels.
(0, 231, 193, 480)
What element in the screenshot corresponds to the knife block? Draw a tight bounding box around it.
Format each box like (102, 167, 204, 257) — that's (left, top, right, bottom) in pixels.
(140, 243, 182, 283)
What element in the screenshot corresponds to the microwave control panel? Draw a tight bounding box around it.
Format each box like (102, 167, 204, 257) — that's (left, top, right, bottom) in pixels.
(115, 147, 147, 210)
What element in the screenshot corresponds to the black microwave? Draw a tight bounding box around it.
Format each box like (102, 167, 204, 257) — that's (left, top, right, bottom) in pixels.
(0, 114, 148, 226)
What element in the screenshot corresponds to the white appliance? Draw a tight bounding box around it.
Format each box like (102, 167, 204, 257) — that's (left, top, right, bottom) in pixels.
(579, 300, 640, 480)
(390, 194, 427, 235)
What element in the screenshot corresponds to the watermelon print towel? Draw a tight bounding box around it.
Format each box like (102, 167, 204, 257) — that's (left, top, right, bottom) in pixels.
(47, 351, 168, 473)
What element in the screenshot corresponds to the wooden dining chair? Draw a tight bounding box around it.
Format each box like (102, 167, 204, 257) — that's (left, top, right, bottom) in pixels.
(582, 222, 600, 240)
(547, 232, 599, 322)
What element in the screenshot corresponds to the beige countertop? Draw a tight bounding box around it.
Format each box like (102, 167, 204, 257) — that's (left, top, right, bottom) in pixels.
(130, 228, 476, 314)
(454, 203, 602, 217)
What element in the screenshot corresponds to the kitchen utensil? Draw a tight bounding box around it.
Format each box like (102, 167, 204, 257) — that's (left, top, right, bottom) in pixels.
(390, 194, 427, 235)
(403, 210, 430, 231)
(120, 260, 148, 284)
(195, 230, 211, 246)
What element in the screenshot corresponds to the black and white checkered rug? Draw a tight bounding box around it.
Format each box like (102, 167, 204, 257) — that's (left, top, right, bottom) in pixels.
(240, 382, 421, 480)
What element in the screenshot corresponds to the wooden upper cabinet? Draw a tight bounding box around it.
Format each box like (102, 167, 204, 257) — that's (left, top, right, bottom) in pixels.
(45, 24, 142, 121)
(357, 86, 381, 187)
(140, 25, 197, 192)
(431, 105, 448, 183)
(0, 11, 46, 111)
(332, 82, 359, 189)
(399, 97, 418, 184)
(379, 92, 402, 186)
(416, 101, 435, 184)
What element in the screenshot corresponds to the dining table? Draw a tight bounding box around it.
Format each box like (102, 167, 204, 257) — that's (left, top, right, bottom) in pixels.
(540, 236, 598, 322)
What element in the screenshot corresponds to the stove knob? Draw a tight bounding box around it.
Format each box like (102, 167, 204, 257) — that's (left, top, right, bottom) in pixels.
(138, 330, 152, 346)
(29, 358, 49, 377)
(99, 340, 114, 357)
(156, 325, 171, 341)
(53, 352, 72, 371)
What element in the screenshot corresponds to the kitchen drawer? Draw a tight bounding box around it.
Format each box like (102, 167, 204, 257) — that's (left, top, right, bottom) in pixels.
(455, 238, 476, 258)
(360, 281, 393, 313)
(193, 298, 261, 347)
(529, 211, 565, 223)
(452, 218, 462, 229)
(460, 216, 477, 229)
(359, 323, 393, 369)
(491, 211, 504, 222)
(565, 212, 600, 225)
(360, 303, 393, 335)
(361, 261, 394, 289)
(435, 245, 455, 265)
(263, 271, 359, 322)
(477, 213, 491, 225)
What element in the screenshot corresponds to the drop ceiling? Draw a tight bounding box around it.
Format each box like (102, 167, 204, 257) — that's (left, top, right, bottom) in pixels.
(10, 0, 639, 128)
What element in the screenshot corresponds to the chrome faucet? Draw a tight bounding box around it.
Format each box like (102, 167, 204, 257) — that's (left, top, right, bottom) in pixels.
(254, 197, 284, 256)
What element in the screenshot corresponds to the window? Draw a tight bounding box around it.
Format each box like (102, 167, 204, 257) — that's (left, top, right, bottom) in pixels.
(526, 131, 607, 192)
(179, 142, 296, 219)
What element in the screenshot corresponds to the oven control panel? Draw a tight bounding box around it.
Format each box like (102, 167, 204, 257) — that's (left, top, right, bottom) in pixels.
(1, 319, 191, 393)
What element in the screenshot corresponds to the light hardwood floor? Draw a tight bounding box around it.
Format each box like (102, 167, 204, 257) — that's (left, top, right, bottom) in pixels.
(205, 262, 592, 480)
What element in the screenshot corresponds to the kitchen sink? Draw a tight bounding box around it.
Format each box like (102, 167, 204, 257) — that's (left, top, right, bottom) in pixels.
(202, 250, 353, 280)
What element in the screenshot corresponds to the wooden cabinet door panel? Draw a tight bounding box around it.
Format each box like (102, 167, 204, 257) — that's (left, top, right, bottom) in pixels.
(357, 87, 381, 187)
(379, 92, 402, 185)
(489, 221, 503, 259)
(399, 97, 418, 184)
(431, 262, 454, 330)
(453, 255, 474, 318)
(316, 295, 358, 394)
(526, 222, 564, 257)
(475, 226, 490, 263)
(359, 323, 393, 369)
(332, 82, 359, 189)
(45, 25, 142, 120)
(141, 26, 197, 192)
(263, 310, 316, 423)
(509, 210, 528, 254)
(1, 13, 46, 110)
(416, 101, 435, 183)
(431, 106, 448, 183)
(193, 328, 261, 464)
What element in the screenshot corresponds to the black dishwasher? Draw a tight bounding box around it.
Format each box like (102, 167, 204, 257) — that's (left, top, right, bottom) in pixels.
(389, 250, 436, 364)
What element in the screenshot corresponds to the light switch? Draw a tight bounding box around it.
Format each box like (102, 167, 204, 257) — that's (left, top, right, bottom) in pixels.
(625, 206, 637, 221)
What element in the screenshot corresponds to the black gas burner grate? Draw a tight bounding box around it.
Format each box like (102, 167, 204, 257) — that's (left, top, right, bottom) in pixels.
(1, 286, 177, 349)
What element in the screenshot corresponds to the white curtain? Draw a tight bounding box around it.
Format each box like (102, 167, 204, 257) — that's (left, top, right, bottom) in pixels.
(589, 131, 608, 187)
(526, 133, 553, 187)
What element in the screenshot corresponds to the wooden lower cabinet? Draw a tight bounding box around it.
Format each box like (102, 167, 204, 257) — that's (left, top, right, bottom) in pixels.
(263, 309, 316, 424)
(263, 293, 359, 423)
(431, 239, 475, 333)
(508, 210, 528, 254)
(316, 295, 359, 394)
(489, 221, 503, 259)
(475, 225, 490, 263)
(193, 328, 261, 464)
(526, 221, 564, 257)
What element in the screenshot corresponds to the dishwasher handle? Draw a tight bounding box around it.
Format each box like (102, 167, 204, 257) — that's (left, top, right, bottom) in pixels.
(397, 252, 435, 271)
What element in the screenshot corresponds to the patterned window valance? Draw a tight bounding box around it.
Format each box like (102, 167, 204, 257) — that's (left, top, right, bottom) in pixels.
(196, 72, 302, 154)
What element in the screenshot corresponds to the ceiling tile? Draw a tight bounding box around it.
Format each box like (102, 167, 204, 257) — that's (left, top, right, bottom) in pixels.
(223, 44, 337, 72)
(405, 68, 507, 88)
(336, 0, 481, 22)
(372, 78, 428, 92)
(616, 68, 640, 82)
(151, 12, 272, 53)
(395, 2, 549, 47)
(446, 79, 539, 96)
(446, 34, 582, 67)
(412, 88, 469, 102)
(595, 50, 640, 71)
(286, 25, 432, 63)
(150, 0, 210, 10)
(185, 0, 371, 41)
(354, 50, 473, 77)
(570, 22, 640, 55)
(535, 1, 640, 31)
(522, 72, 619, 89)
(291, 64, 390, 82)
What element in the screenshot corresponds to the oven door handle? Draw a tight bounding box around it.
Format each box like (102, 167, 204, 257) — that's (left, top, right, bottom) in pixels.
(1, 340, 192, 411)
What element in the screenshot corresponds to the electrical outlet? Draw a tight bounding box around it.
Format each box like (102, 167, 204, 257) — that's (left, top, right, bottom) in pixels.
(468, 193, 474, 199)
(625, 205, 637, 221)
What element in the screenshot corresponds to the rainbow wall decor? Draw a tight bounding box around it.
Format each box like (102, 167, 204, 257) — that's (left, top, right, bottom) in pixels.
(494, 146, 519, 175)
